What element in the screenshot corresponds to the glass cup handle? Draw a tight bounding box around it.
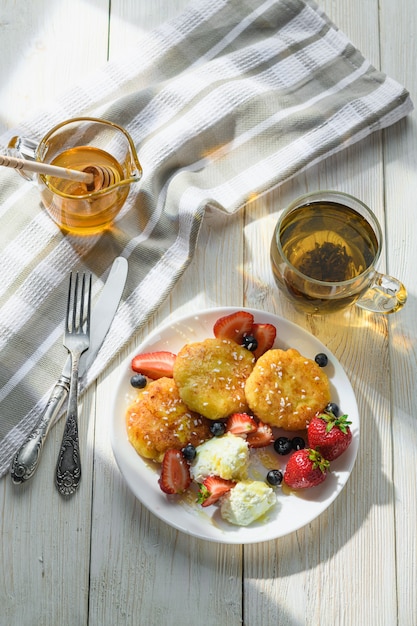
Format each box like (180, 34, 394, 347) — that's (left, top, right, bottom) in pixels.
(356, 273, 407, 314)
(7, 136, 39, 182)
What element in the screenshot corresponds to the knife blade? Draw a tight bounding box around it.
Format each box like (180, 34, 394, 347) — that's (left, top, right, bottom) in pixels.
(10, 256, 128, 484)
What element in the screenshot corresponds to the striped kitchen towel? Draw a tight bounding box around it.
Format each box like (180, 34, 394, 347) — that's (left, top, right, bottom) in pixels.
(0, 0, 413, 476)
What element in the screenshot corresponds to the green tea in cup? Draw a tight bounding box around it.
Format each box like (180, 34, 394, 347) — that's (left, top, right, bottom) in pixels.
(270, 191, 407, 314)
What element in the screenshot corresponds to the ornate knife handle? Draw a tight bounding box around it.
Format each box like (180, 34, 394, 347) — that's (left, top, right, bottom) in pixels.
(10, 376, 70, 484)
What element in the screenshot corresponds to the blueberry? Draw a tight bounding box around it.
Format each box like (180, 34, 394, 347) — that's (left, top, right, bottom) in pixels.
(210, 422, 226, 437)
(242, 335, 258, 352)
(130, 373, 147, 388)
(274, 436, 292, 455)
(315, 353, 328, 367)
(326, 402, 340, 417)
(182, 443, 197, 461)
(291, 436, 305, 451)
(266, 469, 283, 486)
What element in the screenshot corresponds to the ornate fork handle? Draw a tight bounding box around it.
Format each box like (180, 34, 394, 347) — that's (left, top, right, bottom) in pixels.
(55, 351, 83, 496)
(55, 271, 91, 496)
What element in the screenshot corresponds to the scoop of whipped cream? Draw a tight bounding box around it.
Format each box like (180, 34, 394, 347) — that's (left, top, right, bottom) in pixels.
(191, 432, 249, 482)
(220, 480, 276, 526)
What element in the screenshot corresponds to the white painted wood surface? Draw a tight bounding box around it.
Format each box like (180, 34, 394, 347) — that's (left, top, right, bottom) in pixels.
(0, 0, 416, 624)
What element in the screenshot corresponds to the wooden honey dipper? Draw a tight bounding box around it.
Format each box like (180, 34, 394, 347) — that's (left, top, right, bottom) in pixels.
(82, 164, 119, 191)
(0, 154, 118, 191)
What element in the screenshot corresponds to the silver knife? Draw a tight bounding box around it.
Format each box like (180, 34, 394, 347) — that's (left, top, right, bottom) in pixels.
(10, 256, 128, 484)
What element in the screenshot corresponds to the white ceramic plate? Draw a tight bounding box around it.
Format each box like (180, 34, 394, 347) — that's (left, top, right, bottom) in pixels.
(110, 307, 359, 544)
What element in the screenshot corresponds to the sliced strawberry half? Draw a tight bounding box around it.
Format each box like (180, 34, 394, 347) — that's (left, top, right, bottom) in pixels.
(246, 421, 274, 448)
(158, 449, 192, 495)
(131, 351, 176, 379)
(197, 476, 236, 507)
(251, 323, 276, 359)
(226, 412, 258, 435)
(213, 311, 254, 344)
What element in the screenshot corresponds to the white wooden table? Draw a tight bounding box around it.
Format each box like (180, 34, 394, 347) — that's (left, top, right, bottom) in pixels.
(1, 1, 416, 624)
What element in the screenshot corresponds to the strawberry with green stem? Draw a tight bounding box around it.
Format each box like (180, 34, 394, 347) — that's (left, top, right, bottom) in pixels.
(284, 448, 330, 489)
(307, 411, 352, 461)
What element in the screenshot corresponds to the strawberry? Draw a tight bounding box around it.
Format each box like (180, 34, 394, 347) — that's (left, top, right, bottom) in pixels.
(283, 448, 330, 489)
(251, 323, 277, 359)
(213, 311, 254, 343)
(158, 449, 192, 494)
(226, 412, 258, 435)
(246, 421, 274, 448)
(307, 411, 352, 461)
(197, 476, 236, 507)
(131, 351, 176, 379)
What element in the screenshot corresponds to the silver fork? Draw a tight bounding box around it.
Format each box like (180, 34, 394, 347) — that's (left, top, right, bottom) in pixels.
(55, 272, 92, 496)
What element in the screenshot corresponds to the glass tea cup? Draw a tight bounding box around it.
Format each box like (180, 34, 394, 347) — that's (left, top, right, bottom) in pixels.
(8, 117, 142, 235)
(270, 191, 407, 315)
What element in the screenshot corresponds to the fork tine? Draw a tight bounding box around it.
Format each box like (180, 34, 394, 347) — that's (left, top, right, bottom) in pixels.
(78, 273, 92, 335)
(65, 272, 92, 337)
(79, 274, 85, 333)
(65, 273, 73, 334)
(72, 273, 79, 333)
(85, 273, 92, 334)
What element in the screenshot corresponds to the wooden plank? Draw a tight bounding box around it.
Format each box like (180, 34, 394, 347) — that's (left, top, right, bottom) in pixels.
(89, 2, 245, 625)
(243, 170, 398, 625)
(0, 2, 109, 625)
(380, 0, 417, 624)
(242, 0, 400, 621)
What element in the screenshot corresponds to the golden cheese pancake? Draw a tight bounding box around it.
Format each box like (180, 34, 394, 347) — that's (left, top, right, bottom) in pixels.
(126, 377, 212, 462)
(173, 338, 255, 420)
(245, 348, 330, 431)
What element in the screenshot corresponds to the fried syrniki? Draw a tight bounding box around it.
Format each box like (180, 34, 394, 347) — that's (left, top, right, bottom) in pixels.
(126, 376, 212, 462)
(173, 338, 255, 420)
(245, 348, 330, 430)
